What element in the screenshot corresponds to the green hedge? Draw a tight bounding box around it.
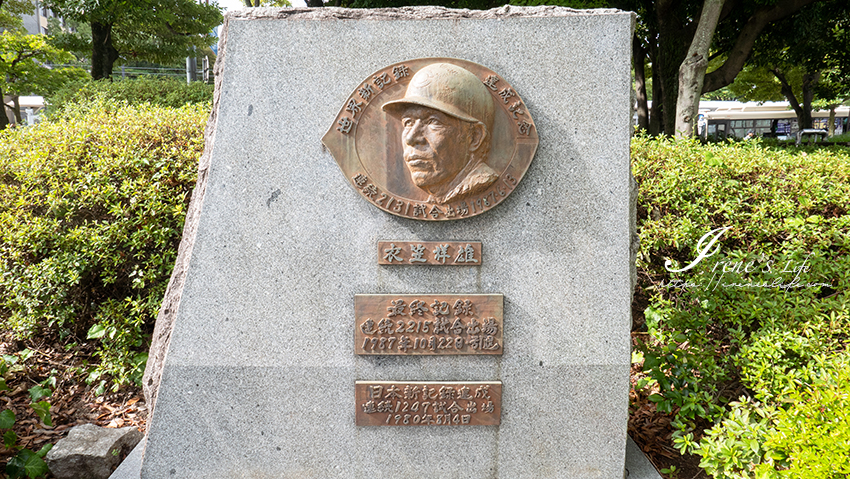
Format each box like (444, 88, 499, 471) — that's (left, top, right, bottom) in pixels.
(0, 97, 207, 389)
(3, 109, 847, 474)
(632, 135, 850, 477)
(47, 76, 213, 112)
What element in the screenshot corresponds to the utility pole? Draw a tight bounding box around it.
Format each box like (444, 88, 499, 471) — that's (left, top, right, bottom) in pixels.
(186, 56, 197, 84)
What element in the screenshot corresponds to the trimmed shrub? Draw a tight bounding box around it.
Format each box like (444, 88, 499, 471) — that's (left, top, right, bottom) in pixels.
(47, 76, 213, 112)
(697, 355, 850, 479)
(631, 135, 850, 475)
(760, 357, 850, 478)
(0, 97, 207, 388)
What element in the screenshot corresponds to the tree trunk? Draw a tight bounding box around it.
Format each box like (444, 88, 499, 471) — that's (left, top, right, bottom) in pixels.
(91, 21, 119, 80)
(649, 63, 664, 136)
(0, 87, 9, 131)
(828, 106, 836, 136)
(675, 0, 726, 137)
(11, 95, 21, 125)
(773, 68, 816, 130)
(633, 36, 649, 132)
(799, 71, 816, 129)
(772, 68, 803, 124)
(655, 0, 692, 135)
(657, 40, 685, 135)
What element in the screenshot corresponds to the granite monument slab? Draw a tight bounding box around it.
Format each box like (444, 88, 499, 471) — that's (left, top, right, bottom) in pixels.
(141, 6, 635, 478)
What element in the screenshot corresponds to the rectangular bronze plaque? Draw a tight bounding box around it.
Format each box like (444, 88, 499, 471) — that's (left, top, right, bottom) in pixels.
(355, 294, 503, 355)
(355, 381, 502, 426)
(378, 241, 482, 265)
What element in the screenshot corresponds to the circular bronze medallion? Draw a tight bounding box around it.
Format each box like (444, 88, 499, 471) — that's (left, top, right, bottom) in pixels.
(322, 58, 538, 221)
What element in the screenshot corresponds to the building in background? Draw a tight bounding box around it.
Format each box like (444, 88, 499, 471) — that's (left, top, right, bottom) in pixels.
(21, 0, 74, 35)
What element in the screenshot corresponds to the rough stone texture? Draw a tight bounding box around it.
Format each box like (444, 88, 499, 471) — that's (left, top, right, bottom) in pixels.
(46, 424, 142, 479)
(142, 6, 634, 478)
(141, 58, 219, 412)
(230, 4, 623, 19)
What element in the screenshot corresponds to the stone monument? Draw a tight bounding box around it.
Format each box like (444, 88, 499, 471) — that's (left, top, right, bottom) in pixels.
(140, 6, 635, 478)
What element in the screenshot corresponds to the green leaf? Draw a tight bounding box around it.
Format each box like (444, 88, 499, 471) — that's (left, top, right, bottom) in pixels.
(28, 385, 51, 402)
(705, 152, 724, 167)
(40, 376, 56, 390)
(29, 402, 52, 428)
(34, 444, 52, 458)
(643, 353, 662, 370)
(87, 323, 106, 339)
(648, 394, 664, 403)
(6, 448, 49, 479)
(0, 378, 7, 391)
(0, 409, 16, 429)
(4, 429, 17, 448)
(5, 454, 25, 479)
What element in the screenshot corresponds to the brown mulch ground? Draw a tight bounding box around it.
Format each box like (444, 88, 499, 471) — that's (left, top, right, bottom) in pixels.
(629, 335, 709, 479)
(629, 290, 709, 479)
(0, 333, 146, 478)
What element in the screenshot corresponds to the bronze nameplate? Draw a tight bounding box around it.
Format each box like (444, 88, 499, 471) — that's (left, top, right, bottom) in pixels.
(355, 294, 503, 355)
(356, 381, 501, 426)
(378, 241, 482, 265)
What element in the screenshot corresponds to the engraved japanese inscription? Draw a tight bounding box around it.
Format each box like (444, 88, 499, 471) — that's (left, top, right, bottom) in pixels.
(323, 58, 538, 221)
(378, 241, 482, 265)
(355, 294, 503, 355)
(355, 381, 501, 426)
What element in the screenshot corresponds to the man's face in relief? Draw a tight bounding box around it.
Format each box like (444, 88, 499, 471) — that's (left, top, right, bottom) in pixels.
(400, 105, 473, 191)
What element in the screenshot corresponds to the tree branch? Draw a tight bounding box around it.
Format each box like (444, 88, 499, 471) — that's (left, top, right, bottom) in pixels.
(717, 0, 738, 22)
(10, 50, 45, 67)
(164, 22, 192, 37)
(772, 68, 802, 115)
(702, 0, 820, 93)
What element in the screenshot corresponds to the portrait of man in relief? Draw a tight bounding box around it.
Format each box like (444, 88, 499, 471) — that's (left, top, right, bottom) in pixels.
(382, 63, 499, 205)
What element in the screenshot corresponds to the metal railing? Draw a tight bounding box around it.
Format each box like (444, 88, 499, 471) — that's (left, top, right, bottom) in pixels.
(50, 58, 214, 84)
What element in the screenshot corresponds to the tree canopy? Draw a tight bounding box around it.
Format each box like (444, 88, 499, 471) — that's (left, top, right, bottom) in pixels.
(44, 0, 222, 80)
(0, 0, 87, 129)
(0, 0, 35, 31)
(302, 0, 828, 136)
(624, 0, 824, 136)
(728, 0, 850, 129)
(0, 31, 87, 129)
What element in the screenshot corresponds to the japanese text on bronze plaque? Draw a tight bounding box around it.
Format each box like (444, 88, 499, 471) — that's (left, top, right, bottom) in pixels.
(355, 381, 501, 426)
(378, 241, 482, 265)
(355, 294, 503, 355)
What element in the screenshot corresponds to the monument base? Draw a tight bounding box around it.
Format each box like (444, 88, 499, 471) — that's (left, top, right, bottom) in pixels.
(112, 436, 663, 479)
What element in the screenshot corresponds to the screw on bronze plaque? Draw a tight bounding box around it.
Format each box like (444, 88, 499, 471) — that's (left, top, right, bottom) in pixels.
(323, 58, 538, 221)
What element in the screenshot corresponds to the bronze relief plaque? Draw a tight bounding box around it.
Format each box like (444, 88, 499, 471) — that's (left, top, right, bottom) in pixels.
(355, 381, 502, 426)
(323, 58, 538, 221)
(355, 294, 503, 355)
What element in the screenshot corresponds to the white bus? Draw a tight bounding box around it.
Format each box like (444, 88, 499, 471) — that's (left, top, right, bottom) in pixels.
(698, 101, 850, 140)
